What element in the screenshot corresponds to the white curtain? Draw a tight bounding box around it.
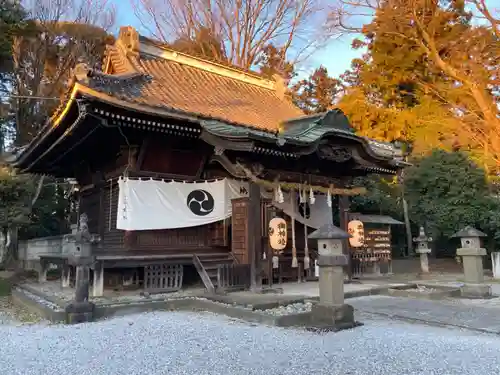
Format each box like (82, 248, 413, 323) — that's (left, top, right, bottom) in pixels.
(117, 178, 230, 230)
(117, 178, 332, 231)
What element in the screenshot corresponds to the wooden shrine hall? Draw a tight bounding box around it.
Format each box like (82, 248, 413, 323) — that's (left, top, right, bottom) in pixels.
(11, 26, 408, 296)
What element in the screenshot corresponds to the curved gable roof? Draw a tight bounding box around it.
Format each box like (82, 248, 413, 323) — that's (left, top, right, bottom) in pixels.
(92, 26, 303, 130)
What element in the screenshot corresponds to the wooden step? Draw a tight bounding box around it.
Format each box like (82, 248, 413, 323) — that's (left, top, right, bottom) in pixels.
(196, 256, 233, 263)
(195, 252, 232, 259)
(193, 254, 236, 293)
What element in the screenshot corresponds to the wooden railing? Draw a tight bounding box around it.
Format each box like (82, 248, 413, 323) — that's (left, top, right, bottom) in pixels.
(217, 264, 251, 292)
(351, 252, 392, 278)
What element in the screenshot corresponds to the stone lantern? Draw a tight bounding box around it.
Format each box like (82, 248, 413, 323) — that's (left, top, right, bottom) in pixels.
(451, 226, 491, 298)
(308, 223, 357, 330)
(64, 213, 101, 323)
(413, 226, 432, 275)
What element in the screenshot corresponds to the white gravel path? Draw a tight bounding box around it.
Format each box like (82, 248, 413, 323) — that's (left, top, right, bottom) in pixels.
(1, 311, 500, 375)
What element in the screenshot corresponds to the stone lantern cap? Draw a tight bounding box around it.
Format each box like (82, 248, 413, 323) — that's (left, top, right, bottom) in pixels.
(413, 226, 432, 243)
(308, 223, 351, 240)
(451, 226, 487, 239)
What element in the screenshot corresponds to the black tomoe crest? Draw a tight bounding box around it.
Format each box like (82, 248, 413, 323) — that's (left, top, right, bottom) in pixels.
(187, 190, 215, 216)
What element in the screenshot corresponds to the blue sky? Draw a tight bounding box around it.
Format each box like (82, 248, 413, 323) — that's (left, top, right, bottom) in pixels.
(112, 0, 497, 80)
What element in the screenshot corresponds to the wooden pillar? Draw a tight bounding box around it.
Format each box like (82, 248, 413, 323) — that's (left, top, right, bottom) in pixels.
(231, 198, 249, 264)
(230, 184, 263, 290)
(339, 195, 352, 280)
(249, 182, 262, 291)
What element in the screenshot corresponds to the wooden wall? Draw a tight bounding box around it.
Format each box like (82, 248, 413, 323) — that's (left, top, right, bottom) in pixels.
(79, 181, 229, 255)
(231, 198, 249, 263)
(230, 197, 311, 264)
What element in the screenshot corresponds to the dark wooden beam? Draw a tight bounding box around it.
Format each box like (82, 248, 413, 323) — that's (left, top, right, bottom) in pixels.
(208, 154, 247, 178)
(195, 152, 210, 180)
(248, 181, 262, 291)
(136, 137, 150, 170)
(262, 168, 343, 187)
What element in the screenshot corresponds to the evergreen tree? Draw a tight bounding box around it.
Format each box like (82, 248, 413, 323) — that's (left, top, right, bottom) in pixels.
(1, 2, 115, 266)
(256, 44, 296, 82)
(0, 0, 27, 74)
(332, 0, 499, 172)
(337, 0, 470, 149)
(292, 66, 340, 114)
(404, 149, 500, 253)
(0, 0, 27, 150)
(12, 22, 114, 144)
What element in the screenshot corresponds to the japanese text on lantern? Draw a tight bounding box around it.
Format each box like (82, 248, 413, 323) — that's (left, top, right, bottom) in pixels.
(348, 220, 365, 248)
(269, 217, 287, 251)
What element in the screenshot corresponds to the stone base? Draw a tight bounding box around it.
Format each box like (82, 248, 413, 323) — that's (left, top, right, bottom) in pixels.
(254, 287, 284, 295)
(416, 272, 433, 280)
(308, 303, 360, 332)
(65, 301, 95, 324)
(460, 283, 492, 299)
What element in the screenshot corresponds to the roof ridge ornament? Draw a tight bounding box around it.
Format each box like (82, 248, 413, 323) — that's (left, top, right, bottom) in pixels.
(73, 63, 91, 84)
(272, 74, 286, 100)
(118, 26, 140, 55)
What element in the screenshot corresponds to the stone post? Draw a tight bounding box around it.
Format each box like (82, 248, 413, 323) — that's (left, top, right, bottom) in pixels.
(451, 226, 491, 298)
(308, 223, 358, 330)
(413, 226, 432, 277)
(38, 259, 49, 283)
(64, 213, 101, 324)
(492, 252, 500, 280)
(61, 265, 71, 288)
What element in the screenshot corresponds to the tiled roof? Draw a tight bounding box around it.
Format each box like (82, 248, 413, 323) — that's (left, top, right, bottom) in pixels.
(308, 223, 351, 240)
(451, 226, 487, 238)
(200, 110, 409, 165)
(348, 213, 404, 225)
(80, 28, 304, 131)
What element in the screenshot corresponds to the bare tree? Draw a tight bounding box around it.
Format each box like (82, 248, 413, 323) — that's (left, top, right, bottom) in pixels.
(132, 0, 330, 70)
(12, 0, 116, 144)
(468, 0, 499, 39)
(328, 0, 500, 172)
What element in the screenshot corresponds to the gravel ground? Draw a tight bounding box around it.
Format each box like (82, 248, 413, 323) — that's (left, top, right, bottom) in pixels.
(259, 301, 313, 315)
(24, 281, 207, 304)
(1, 312, 500, 375)
(0, 297, 48, 325)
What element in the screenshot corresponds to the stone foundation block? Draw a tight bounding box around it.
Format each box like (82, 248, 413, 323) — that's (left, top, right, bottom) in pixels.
(460, 284, 492, 299)
(309, 303, 359, 331)
(65, 301, 95, 324)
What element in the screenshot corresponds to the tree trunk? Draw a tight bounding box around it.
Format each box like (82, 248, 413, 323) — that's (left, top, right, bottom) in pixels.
(399, 165, 413, 258)
(0, 227, 19, 270)
(402, 198, 413, 257)
(0, 228, 7, 269)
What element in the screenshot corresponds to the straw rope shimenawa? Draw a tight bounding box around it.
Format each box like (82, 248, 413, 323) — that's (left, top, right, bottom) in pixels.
(235, 162, 368, 196)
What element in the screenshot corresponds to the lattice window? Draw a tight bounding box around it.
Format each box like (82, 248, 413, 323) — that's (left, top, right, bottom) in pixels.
(143, 264, 184, 292)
